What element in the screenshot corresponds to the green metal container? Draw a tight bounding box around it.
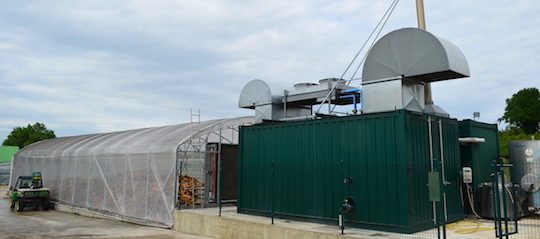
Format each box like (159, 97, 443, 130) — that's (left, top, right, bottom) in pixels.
(238, 110, 463, 233)
(458, 120, 499, 214)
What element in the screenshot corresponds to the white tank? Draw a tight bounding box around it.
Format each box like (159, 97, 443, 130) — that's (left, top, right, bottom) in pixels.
(509, 140, 540, 208)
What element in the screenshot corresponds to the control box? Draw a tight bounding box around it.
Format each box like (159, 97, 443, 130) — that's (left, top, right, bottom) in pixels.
(462, 167, 473, 184)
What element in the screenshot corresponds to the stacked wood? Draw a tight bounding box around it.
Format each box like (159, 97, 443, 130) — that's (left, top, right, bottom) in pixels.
(178, 175, 204, 206)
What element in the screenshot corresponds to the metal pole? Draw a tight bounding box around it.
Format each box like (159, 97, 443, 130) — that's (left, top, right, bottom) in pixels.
(438, 119, 448, 238)
(283, 90, 288, 118)
(328, 96, 332, 114)
(218, 128, 223, 216)
(339, 213, 344, 234)
(428, 117, 437, 226)
(271, 159, 275, 224)
(415, 0, 426, 30)
(499, 165, 509, 239)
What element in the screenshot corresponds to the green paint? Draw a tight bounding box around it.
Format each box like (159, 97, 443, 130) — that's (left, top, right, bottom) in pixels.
(0, 146, 19, 163)
(11, 191, 18, 201)
(458, 120, 499, 214)
(238, 110, 463, 233)
(428, 172, 441, 202)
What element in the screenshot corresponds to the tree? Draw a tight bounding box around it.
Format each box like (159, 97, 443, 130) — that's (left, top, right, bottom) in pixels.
(2, 123, 56, 148)
(502, 88, 540, 134)
(499, 126, 540, 157)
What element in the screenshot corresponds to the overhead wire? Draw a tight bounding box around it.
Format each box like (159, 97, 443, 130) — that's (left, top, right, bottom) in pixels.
(316, 0, 400, 114)
(348, 0, 400, 83)
(337, 0, 399, 82)
(324, 0, 400, 114)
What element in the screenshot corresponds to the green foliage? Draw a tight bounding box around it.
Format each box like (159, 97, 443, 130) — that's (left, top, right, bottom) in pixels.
(502, 88, 540, 134)
(498, 126, 540, 157)
(2, 123, 56, 148)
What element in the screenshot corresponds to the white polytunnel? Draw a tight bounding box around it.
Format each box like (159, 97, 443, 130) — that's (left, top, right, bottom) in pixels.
(10, 116, 254, 228)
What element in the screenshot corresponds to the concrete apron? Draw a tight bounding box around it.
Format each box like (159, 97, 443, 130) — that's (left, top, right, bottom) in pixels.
(173, 207, 514, 239)
(174, 207, 364, 239)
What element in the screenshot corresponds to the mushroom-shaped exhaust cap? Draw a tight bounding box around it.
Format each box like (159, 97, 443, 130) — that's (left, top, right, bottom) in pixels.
(362, 28, 470, 83)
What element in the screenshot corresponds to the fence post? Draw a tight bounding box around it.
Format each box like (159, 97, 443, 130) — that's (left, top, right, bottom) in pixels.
(271, 159, 275, 224)
(218, 129, 223, 217)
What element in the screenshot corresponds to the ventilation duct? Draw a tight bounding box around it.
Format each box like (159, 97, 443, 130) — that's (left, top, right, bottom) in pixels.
(361, 28, 470, 114)
(239, 79, 359, 123)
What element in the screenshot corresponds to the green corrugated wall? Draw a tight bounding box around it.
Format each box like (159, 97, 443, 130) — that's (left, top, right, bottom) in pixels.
(238, 110, 463, 233)
(0, 146, 19, 163)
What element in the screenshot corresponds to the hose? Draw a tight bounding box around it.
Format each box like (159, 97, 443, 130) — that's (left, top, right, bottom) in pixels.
(446, 220, 494, 234)
(466, 183, 482, 219)
(504, 184, 515, 204)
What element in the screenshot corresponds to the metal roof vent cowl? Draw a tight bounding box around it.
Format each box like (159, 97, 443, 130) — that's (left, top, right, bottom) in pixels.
(361, 28, 470, 116)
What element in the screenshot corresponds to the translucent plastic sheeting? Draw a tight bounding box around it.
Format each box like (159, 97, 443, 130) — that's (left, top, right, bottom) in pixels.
(0, 163, 10, 185)
(11, 116, 253, 227)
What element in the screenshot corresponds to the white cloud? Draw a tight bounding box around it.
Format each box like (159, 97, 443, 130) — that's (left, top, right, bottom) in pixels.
(0, 0, 539, 142)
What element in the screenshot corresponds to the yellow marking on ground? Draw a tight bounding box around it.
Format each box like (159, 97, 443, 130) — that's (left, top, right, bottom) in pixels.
(446, 220, 499, 234)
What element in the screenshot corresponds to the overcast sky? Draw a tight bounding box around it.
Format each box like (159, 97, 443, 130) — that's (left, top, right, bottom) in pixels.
(1, 0, 539, 141)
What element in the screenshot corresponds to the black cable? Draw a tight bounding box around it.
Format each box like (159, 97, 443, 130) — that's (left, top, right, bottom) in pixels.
(328, 0, 400, 113)
(316, 0, 401, 114)
(349, 0, 400, 82)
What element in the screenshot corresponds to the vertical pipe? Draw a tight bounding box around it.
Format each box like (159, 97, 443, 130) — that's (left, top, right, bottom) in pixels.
(283, 90, 288, 118)
(491, 163, 499, 238)
(415, 0, 426, 30)
(415, 0, 434, 105)
(438, 119, 447, 239)
(494, 164, 503, 238)
(428, 117, 436, 225)
(438, 120, 448, 222)
(218, 129, 223, 217)
(328, 97, 332, 114)
(500, 167, 509, 239)
(271, 159, 275, 224)
(352, 95, 357, 113)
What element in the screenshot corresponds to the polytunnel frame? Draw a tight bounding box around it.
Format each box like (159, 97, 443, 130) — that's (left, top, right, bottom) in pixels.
(9, 116, 253, 229)
(174, 118, 250, 211)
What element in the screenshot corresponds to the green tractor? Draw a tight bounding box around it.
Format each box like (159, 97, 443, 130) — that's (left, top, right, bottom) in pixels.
(9, 172, 51, 211)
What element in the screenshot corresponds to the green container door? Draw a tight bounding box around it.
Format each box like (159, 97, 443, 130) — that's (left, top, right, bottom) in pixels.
(238, 110, 463, 233)
(344, 112, 409, 229)
(405, 114, 463, 228)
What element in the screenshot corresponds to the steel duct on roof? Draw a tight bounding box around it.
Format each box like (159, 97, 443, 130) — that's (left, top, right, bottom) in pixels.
(238, 79, 285, 108)
(362, 28, 470, 83)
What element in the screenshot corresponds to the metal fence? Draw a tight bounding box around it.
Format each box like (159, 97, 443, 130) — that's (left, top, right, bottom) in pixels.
(491, 160, 540, 239)
(215, 156, 539, 239)
(175, 122, 248, 210)
(173, 114, 540, 239)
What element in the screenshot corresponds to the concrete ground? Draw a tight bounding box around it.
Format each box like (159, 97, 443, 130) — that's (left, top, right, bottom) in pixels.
(178, 206, 540, 239)
(0, 187, 212, 239)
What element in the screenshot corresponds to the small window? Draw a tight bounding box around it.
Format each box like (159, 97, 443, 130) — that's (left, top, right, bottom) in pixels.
(18, 178, 33, 189)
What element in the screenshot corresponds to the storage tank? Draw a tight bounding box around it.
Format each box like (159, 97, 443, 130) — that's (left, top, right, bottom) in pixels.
(509, 140, 540, 209)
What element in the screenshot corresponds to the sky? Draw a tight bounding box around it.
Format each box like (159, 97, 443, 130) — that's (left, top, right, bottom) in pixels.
(0, 0, 539, 141)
